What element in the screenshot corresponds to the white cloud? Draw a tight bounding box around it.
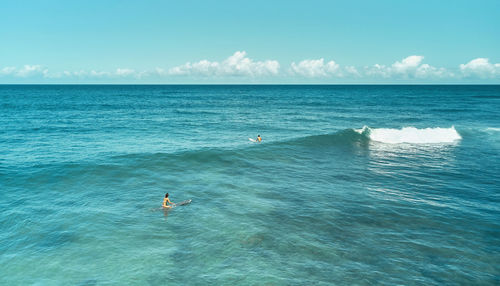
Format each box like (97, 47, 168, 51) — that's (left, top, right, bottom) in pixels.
(63, 70, 89, 77)
(0, 65, 48, 77)
(90, 70, 111, 77)
(290, 59, 340, 77)
(57, 69, 139, 78)
(169, 60, 218, 76)
(1, 66, 16, 75)
(460, 58, 500, 78)
(344, 66, 360, 77)
(115, 68, 136, 77)
(4, 68, 144, 79)
(392, 55, 424, 74)
(365, 64, 391, 78)
(365, 55, 450, 79)
(154, 68, 168, 76)
(2, 55, 498, 82)
(168, 51, 280, 77)
(415, 64, 450, 78)
(17, 65, 45, 77)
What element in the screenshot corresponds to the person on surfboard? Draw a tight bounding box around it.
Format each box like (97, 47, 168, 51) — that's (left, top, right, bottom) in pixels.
(162, 193, 176, 208)
(249, 135, 262, 143)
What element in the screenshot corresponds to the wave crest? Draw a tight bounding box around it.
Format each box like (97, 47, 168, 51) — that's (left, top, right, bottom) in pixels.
(355, 126, 461, 144)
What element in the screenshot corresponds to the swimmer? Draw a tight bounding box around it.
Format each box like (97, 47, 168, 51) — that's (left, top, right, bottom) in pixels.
(257, 135, 262, 142)
(162, 193, 176, 208)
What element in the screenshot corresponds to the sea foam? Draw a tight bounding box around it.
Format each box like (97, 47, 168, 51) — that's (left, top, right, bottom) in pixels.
(485, 127, 500, 132)
(355, 126, 462, 144)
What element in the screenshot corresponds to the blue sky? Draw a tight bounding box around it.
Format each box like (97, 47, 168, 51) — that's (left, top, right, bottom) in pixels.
(0, 0, 499, 83)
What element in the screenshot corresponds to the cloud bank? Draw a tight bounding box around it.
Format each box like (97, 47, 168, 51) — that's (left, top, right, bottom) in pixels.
(168, 51, 280, 77)
(1, 52, 499, 82)
(1, 65, 48, 78)
(365, 56, 450, 79)
(290, 59, 340, 77)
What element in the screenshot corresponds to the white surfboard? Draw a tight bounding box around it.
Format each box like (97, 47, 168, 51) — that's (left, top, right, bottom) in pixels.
(249, 138, 256, 142)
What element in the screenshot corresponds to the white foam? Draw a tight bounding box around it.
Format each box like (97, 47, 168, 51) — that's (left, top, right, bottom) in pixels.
(485, 127, 500, 132)
(355, 126, 461, 144)
(354, 126, 369, 134)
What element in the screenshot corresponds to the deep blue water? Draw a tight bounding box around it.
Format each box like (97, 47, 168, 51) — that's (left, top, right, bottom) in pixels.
(1, 85, 499, 285)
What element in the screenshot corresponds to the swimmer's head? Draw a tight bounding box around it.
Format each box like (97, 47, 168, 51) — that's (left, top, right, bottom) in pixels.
(165, 193, 169, 198)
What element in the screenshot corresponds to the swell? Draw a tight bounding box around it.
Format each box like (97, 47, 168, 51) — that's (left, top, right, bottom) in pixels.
(278, 126, 462, 147)
(2, 126, 467, 181)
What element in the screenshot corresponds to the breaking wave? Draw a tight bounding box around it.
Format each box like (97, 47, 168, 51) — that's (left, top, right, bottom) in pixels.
(354, 126, 462, 144)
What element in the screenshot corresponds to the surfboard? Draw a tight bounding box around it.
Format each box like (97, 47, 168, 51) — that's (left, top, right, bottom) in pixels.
(174, 199, 192, 207)
(156, 199, 192, 211)
(249, 138, 256, 142)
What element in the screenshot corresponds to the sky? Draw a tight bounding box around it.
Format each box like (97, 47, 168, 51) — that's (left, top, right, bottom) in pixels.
(0, 0, 499, 84)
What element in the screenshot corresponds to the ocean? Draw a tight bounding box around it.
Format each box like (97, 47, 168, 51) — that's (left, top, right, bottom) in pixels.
(1, 85, 499, 285)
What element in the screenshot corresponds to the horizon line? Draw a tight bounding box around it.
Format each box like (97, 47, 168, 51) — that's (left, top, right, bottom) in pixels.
(1, 83, 500, 86)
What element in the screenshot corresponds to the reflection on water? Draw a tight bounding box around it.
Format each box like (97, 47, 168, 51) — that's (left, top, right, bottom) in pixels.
(368, 140, 459, 158)
(368, 187, 450, 208)
(163, 207, 171, 219)
(366, 141, 460, 176)
(363, 141, 462, 212)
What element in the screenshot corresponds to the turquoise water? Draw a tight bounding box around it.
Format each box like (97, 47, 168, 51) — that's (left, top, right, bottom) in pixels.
(1, 85, 499, 285)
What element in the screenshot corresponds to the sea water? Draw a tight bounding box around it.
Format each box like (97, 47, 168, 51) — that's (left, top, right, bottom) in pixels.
(0, 85, 499, 285)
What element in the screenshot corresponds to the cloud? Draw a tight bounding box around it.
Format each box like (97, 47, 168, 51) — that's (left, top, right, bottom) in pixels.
(365, 55, 450, 79)
(58, 69, 139, 79)
(365, 64, 391, 78)
(288, 59, 363, 78)
(1, 66, 16, 75)
(115, 68, 136, 77)
(415, 64, 450, 78)
(17, 65, 45, 77)
(0, 65, 48, 77)
(62, 70, 89, 78)
(168, 51, 280, 77)
(289, 59, 340, 77)
(2, 54, 499, 82)
(344, 66, 360, 77)
(392, 55, 424, 74)
(460, 58, 500, 78)
(154, 68, 168, 76)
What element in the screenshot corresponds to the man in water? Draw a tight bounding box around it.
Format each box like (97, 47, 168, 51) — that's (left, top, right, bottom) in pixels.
(162, 193, 176, 208)
(257, 135, 262, 142)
